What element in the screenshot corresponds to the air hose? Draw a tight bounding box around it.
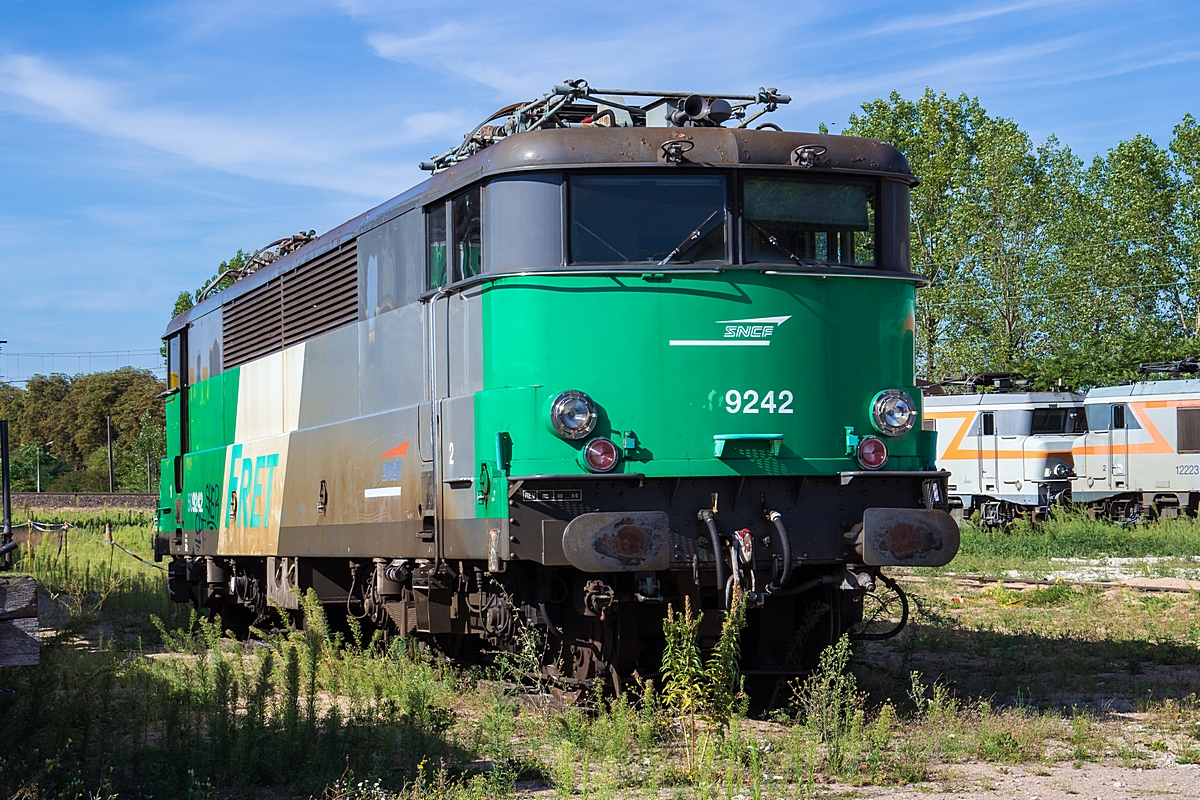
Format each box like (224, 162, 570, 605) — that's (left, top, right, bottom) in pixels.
(697, 509, 727, 610)
(766, 510, 793, 591)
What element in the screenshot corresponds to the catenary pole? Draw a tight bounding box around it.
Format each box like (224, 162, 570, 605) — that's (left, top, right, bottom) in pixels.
(107, 415, 115, 493)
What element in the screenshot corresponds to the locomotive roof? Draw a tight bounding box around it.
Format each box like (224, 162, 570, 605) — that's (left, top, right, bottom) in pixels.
(1086, 379, 1200, 399)
(924, 392, 1084, 407)
(167, 127, 912, 337)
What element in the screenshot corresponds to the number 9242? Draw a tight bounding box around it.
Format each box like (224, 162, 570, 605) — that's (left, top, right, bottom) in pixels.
(725, 389, 794, 414)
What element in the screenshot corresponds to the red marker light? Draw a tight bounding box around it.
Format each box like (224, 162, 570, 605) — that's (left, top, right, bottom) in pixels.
(583, 438, 619, 473)
(856, 436, 888, 470)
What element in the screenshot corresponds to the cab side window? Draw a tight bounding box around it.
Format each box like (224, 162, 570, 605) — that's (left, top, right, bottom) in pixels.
(167, 335, 182, 390)
(452, 187, 482, 280)
(427, 202, 447, 289)
(427, 185, 484, 289)
(981, 412, 995, 436)
(1112, 404, 1126, 430)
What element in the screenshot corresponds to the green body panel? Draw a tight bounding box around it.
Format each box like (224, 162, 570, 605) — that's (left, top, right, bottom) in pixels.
(160, 273, 927, 538)
(473, 271, 921, 517)
(187, 368, 240, 452)
(158, 368, 242, 534)
(165, 394, 182, 459)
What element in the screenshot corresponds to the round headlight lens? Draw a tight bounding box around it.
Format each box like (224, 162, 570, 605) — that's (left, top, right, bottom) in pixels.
(583, 438, 620, 472)
(856, 436, 888, 470)
(871, 389, 917, 437)
(550, 390, 598, 440)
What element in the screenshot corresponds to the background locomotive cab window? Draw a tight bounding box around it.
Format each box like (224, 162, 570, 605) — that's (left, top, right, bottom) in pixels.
(981, 412, 995, 436)
(743, 175, 876, 267)
(568, 174, 728, 264)
(1031, 407, 1087, 434)
(1178, 407, 1200, 453)
(1085, 403, 1140, 432)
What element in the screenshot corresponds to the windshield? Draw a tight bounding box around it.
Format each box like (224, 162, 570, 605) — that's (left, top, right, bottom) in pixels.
(568, 175, 727, 264)
(744, 175, 876, 267)
(1031, 407, 1087, 434)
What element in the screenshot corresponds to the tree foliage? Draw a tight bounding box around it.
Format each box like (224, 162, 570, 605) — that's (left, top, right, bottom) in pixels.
(847, 92, 1200, 388)
(0, 367, 165, 492)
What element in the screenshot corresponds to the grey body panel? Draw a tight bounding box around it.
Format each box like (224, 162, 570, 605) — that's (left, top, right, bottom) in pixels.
(278, 408, 430, 558)
(485, 174, 565, 271)
(188, 308, 223, 383)
(358, 208, 425, 315)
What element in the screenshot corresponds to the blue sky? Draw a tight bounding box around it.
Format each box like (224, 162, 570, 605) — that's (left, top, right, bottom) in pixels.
(1, 0, 1198, 382)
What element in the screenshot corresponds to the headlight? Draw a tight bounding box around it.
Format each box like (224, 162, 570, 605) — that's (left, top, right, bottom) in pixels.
(856, 436, 888, 470)
(583, 437, 620, 472)
(871, 389, 917, 437)
(549, 390, 598, 440)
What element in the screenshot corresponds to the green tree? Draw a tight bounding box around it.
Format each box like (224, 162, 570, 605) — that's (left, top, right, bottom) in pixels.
(846, 90, 987, 378)
(0, 368, 164, 492)
(848, 89, 1200, 389)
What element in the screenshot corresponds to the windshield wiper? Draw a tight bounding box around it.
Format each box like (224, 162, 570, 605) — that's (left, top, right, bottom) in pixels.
(659, 209, 722, 266)
(746, 220, 819, 267)
(573, 220, 629, 261)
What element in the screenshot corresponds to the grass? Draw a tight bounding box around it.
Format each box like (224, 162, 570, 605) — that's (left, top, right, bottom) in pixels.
(2, 508, 1200, 798)
(929, 508, 1200, 578)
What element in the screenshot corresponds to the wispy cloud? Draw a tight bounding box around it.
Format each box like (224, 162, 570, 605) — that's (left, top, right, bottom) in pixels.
(0, 54, 458, 196)
(857, 0, 1092, 38)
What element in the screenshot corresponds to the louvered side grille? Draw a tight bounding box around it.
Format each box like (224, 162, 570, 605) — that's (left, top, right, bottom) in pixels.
(222, 276, 283, 369)
(219, 240, 360, 370)
(282, 241, 359, 345)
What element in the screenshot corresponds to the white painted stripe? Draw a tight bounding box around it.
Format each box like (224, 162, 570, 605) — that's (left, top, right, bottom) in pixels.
(364, 486, 403, 498)
(716, 315, 792, 325)
(668, 340, 772, 347)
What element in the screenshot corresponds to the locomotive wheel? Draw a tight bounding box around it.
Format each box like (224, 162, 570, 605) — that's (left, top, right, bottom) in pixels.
(849, 573, 908, 641)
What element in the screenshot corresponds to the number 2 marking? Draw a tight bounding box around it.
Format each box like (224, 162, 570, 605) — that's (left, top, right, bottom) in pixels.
(725, 389, 794, 414)
(448, 442, 455, 465)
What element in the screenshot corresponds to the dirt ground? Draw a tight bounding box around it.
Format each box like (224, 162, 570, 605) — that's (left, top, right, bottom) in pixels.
(859, 759, 1200, 799)
(510, 760, 1200, 799)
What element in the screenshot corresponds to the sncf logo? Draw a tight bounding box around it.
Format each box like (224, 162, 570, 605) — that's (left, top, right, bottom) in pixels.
(379, 441, 409, 483)
(723, 315, 791, 339)
(669, 315, 792, 347)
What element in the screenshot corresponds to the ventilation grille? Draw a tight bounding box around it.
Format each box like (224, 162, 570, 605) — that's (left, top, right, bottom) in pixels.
(283, 241, 358, 345)
(1179, 407, 1200, 453)
(222, 276, 282, 369)
(222, 240, 359, 369)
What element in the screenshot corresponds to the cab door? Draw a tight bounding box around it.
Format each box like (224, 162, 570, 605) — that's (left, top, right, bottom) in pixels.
(160, 330, 187, 553)
(979, 411, 998, 494)
(1111, 403, 1129, 490)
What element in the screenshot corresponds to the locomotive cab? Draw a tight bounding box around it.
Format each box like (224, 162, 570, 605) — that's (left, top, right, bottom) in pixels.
(1073, 366, 1200, 521)
(924, 375, 1084, 526)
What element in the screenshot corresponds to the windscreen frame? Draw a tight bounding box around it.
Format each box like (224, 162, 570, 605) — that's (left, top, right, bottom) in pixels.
(739, 170, 881, 269)
(565, 169, 735, 267)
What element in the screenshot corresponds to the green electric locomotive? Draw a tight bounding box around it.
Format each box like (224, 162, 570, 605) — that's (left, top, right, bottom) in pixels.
(158, 82, 958, 685)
